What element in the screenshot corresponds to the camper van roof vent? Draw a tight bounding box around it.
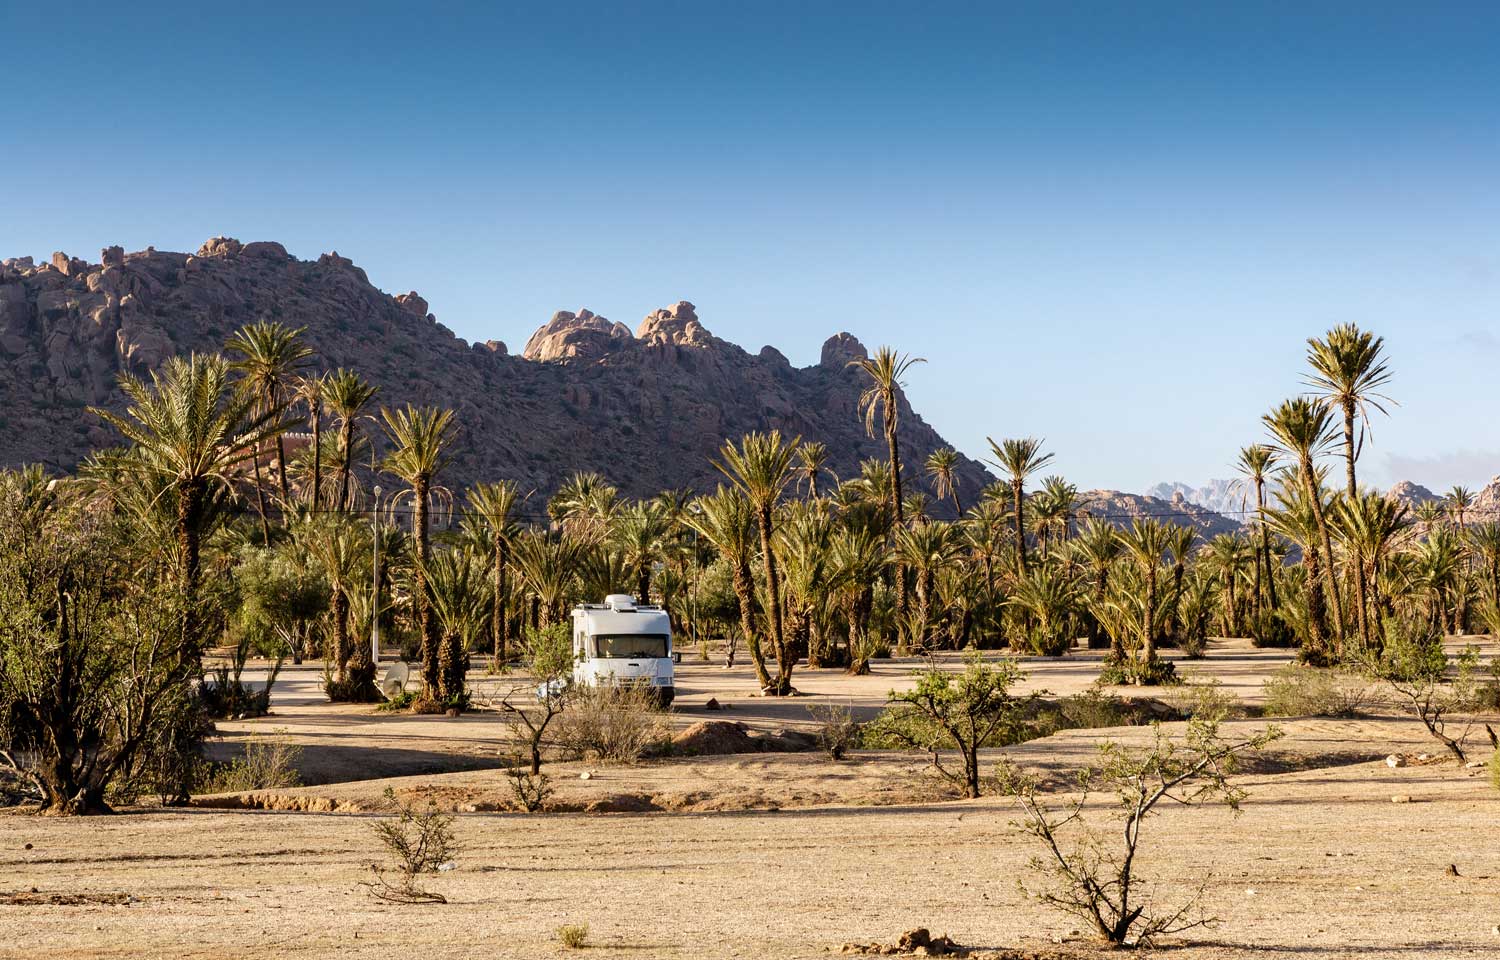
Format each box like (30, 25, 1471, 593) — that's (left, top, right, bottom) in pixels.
(604, 594, 638, 612)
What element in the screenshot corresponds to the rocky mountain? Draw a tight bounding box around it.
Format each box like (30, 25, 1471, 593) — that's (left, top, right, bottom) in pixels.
(1078, 489, 1243, 538)
(1145, 479, 1249, 518)
(1385, 480, 1440, 509)
(0, 239, 991, 505)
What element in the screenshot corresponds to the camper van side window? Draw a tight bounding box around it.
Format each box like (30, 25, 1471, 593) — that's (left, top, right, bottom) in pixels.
(593, 634, 669, 659)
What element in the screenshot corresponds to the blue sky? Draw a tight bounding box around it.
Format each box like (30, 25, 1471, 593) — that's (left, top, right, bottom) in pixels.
(3, 2, 1497, 493)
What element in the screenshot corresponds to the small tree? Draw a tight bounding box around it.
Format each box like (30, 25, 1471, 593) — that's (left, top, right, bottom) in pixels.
(1000, 717, 1281, 947)
(494, 623, 575, 775)
(1366, 616, 1476, 762)
(365, 787, 457, 904)
(872, 651, 1036, 798)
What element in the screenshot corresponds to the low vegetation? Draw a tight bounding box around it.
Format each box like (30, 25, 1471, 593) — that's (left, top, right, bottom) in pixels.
(1000, 716, 1282, 947)
(365, 787, 458, 904)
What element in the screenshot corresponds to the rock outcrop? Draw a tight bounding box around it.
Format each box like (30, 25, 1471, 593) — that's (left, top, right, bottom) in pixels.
(0, 239, 990, 503)
(1079, 489, 1241, 537)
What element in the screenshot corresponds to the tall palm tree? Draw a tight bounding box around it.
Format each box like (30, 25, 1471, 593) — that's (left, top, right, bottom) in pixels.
(307, 517, 379, 699)
(714, 431, 800, 694)
(1235, 444, 1280, 619)
(683, 486, 769, 686)
(987, 437, 1055, 575)
(850, 347, 926, 623)
(1446, 486, 1474, 530)
(797, 441, 831, 499)
(380, 405, 457, 693)
(830, 525, 889, 674)
(549, 471, 619, 535)
(90, 354, 284, 646)
(1115, 519, 1174, 664)
(924, 447, 963, 517)
(1264, 398, 1345, 650)
(322, 369, 378, 513)
(1304, 323, 1394, 498)
(1264, 479, 1337, 657)
(465, 480, 524, 666)
(293, 373, 327, 507)
(226, 321, 312, 514)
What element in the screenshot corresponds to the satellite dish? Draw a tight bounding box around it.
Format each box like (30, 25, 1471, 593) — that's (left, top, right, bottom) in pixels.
(381, 661, 409, 698)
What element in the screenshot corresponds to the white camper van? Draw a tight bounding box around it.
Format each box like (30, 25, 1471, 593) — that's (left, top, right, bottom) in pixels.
(570, 594, 676, 705)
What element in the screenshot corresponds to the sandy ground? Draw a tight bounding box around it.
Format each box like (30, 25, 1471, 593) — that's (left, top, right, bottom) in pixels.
(2, 640, 1497, 958)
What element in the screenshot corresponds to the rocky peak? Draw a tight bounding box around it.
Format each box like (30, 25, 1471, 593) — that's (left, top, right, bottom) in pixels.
(197, 236, 242, 258)
(522, 308, 632, 362)
(635, 300, 715, 348)
(820, 332, 868, 368)
(1386, 480, 1439, 506)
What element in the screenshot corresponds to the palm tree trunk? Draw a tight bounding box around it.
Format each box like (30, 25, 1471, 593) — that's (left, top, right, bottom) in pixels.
(413, 478, 439, 694)
(309, 403, 322, 507)
(251, 449, 272, 544)
(886, 410, 909, 626)
(1142, 568, 1158, 664)
(177, 478, 206, 658)
(759, 506, 791, 694)
(331, 587, 350, 683)
(275, 434, 291, 506)
(492, 534, 508, 666)
(1012, 479, 1026, 573)
(734, 558, 772, 689)
(1304, 463, 1346, 651)
(337, 421, 354, 512)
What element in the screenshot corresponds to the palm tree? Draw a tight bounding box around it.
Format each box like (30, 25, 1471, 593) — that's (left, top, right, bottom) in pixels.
(684, 487, 767, 681)
(1071, 517, 1122, 652)
(776, 506, 837, 665)
(1304, 323, 1393, 498)
(829, 525, 888, 674)
(714, 431, 800, 694)
(307, 517, 379, 700)
(421, 547, 488, 701)
(510, 528, 588, 629)
(924, 447, 963, 516)
(987, 437, 1055, 574)
(1264, 398, 1344, 650)
(465, 480, 524, 666)
(1335, 491, 1411, 651)
(293, 373, 327, 507)
(1235, 444, 1280, 619)
(1446, 486, 1474, 530)
(225, 321, 312, 515)
(1468, 523, 1500, 606)
(850, 347, 926, 623)
(1115, 519, 1174, 665)
(380, 405, 457, 693)
(797, 441, 831, 499)
(895, 521, 962, 648)
(322, 369, 378, 512)
(612, 500, 672, 602)
(549, 471, 619, 535)
(91, 355, 284, 621)
(1264, 479, 1337, 657)
(1204, 533, 1254, 637)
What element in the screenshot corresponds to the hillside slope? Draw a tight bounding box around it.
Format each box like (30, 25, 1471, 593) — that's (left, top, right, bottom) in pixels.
(0, 239, 991, 502)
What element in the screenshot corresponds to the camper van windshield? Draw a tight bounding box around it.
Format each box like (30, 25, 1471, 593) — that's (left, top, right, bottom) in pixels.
(593, 634, 669, 659)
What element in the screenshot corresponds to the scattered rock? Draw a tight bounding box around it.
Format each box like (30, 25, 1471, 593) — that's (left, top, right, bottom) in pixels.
(579, 771, 593, 780)
(1391, 794, 1412, 804)
(1385, 755, 1405, 768)
(1447, 864, 1460, 877)
(704, 697, 722, 711)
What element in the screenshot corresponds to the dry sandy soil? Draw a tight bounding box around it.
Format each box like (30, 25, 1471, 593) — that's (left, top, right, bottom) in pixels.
(3, 640, 1498, 958)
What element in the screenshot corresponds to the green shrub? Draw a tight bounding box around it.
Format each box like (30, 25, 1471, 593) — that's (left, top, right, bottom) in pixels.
(557, 923, 589, 949)
(202, 733, 302, 793)
(809, 702, 862, 760)
(553, 684, 669, 763)
(1096, 654, 1180, 687)
(1262, 665, 1375, 718)
(1164, 680, 1242, 721)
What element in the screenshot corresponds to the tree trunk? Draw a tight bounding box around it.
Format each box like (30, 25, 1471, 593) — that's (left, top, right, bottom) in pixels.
(758, 506, 792, 694)
(887, 407, 909, 627)
(1304, 459, 1345, 653)
(309, 401, 322, 507)
(735, 558, 772, 690)
(413, 478, 439, 694)
(1012, 479, 1026, 574)
(337, 421, 354, 512)
(250, 449, 272, 544)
